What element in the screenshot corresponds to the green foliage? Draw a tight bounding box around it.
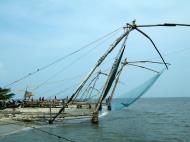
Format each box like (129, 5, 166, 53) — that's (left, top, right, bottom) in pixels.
(0, 87, 15, 100)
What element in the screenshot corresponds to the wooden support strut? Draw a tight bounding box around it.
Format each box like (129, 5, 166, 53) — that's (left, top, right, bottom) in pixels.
(107, 62, 126, 110)
(92, 28, 131, 124)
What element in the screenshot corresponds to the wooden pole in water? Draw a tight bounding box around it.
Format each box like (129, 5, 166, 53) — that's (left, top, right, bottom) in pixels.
(92, 27, 132, 124)
(12, 107, 16, 117)
(49, 101, 52, 121)
(108, 61, 126, 110)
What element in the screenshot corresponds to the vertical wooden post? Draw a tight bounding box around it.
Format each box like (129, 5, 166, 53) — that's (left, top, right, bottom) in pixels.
(91, 111, 99, 124)
(12, 108, 16, 117)
(49, 101, 52, 122)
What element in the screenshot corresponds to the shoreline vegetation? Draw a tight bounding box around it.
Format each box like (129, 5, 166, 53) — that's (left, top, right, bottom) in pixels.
(0, 87, 15, 100)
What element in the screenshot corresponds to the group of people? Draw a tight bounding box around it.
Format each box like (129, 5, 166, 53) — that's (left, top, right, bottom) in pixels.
(0, 99, 21, 109)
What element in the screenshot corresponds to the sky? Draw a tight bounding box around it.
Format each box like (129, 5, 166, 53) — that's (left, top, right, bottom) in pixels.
(0, 0, 190, 98)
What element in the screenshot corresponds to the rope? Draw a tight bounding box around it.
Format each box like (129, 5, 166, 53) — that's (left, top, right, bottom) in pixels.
(0, 120, 76, 142)
(126, 63, 159, 73)
(25, 27, 121, 91)
(38, 82, 79, 99)
(148, 47, 190, 60)
(4, 27, 122, 88)
(31, 126, 76, 142)
(32, 72, 85, 91)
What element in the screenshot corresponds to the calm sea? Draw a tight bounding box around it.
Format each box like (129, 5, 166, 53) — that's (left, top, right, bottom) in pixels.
(0, 98, 190, 142)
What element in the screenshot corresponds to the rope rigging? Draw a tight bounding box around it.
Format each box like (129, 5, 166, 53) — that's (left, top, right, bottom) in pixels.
(32, 72, 85, 89)
(31, 29, 120, 92)
(78, 71, 101, 100)
(148, 47, 190, 61)
(4, 27, 122, 88)
(126, 63, 160, 73)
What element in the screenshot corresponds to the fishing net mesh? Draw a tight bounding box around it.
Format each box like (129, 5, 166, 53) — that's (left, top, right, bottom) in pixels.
(121, 69, 164, 107)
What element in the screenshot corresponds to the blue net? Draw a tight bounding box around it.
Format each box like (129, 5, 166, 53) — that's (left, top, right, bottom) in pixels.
(121, 69, 165, 107)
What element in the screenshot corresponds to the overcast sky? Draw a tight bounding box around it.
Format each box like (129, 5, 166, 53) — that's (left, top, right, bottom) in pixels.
(0, 0, 190, 98)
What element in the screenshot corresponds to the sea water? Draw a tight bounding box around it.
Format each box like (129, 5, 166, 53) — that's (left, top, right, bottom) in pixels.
(0, 98, 190, 142)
